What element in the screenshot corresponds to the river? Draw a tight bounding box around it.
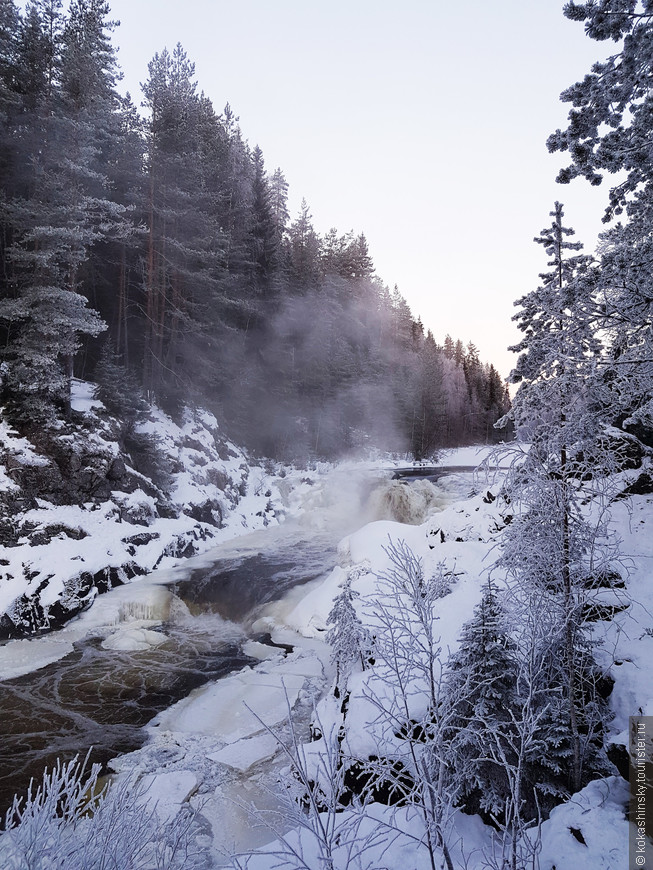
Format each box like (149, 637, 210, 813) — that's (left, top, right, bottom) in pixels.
(0, 464, 477, 824)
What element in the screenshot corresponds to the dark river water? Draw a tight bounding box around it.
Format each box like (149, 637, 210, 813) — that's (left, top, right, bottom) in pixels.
(0, 524, 338, 819)
(0, 465, 476, 819)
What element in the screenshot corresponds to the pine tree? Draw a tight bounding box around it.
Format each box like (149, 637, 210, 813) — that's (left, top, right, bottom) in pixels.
(0, 0, 19, 118)
(0, 0, 121, 424)
(141, 44, 231, 404)
(547, 3, 653, 436)
(548, 1, 653, 223)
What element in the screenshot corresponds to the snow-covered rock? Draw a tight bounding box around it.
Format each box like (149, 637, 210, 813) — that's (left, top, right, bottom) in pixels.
(0, 386, 301, 638)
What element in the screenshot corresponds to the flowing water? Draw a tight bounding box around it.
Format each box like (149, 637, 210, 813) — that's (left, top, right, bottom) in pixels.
(0, 466, 475, 819)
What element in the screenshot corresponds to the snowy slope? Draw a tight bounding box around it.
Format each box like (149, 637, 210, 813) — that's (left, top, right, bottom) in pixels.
(0, 440, 648, 869)
(0, 382, 320, 638)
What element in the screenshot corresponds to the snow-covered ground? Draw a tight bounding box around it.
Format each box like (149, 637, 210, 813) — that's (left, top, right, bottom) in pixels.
(182, 445, 645, 870)
(1, 439, 647, 869)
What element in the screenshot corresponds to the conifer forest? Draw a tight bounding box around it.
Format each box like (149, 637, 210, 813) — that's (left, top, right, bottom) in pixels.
(0, 0, 509, 460)
(0, 2, 652, 870)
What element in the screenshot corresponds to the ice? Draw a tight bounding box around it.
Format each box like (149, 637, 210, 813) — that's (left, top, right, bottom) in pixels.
(242, 640, 283, 661)
(136, 770, 199, 824)
(204, 775, 293, 861)
(101, 627, 166, 651)
(0, 579, 173, 679)
(207, 732, 279, 772)
(151, 666, 308, 742)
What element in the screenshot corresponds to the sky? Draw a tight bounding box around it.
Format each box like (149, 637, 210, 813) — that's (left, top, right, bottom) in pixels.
(103, 0, 615, 380)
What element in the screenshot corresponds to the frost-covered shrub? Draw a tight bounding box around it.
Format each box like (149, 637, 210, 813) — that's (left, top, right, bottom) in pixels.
(0, 756, 203, 870)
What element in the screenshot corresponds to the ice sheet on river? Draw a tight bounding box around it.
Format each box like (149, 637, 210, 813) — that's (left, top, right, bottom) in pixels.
(151, 650, 325, 744)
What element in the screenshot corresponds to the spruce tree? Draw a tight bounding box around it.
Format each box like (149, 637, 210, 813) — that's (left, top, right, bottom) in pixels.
(445, 582, 519, 818)
(499, 203, 614, 795)
(326, 575, 371, 695)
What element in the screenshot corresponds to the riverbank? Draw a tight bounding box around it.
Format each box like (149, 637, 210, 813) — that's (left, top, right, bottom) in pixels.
(0, 451, 475, 833)
(6, 443, 645, 868)
(1, 381, 452, 643)
(90, 452, 498, 865)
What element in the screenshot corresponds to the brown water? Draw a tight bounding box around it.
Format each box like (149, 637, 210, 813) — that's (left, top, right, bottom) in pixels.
(0, 468, 468, 822)
(0, 528, 337, 821)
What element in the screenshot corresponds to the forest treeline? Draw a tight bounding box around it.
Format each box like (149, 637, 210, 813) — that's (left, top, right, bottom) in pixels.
(0, 0, 509, 459)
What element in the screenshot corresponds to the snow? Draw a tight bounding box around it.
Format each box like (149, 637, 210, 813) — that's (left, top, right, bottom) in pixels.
(242, 639, 285, 661)
(152, 668, 306, 741)
(0, 417, 50, 468)
(0, 390, 343, 640)
(0, 436, 648, 869)
(535, 777, 629, 870)
(439, 443, 511, 467)
(230, 449, 646, 869)
(69, 377, 104, 413)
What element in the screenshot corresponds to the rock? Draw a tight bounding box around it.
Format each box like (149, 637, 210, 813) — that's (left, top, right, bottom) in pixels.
(92, 562, 146, 594)
(204, 467, 229, 490)
(607, 742, 630, 780)
(121, 531, 161, 548)
(597, 428, 646, 470)
(185, 499, 223, 527)
(574, 427, 647, 476)
(106, 457, 126, 481)
(26, 523, 89, 546)
(617, 471, 653, 498)
(580, 569, 625, 589)
(620, 417, 653, 449)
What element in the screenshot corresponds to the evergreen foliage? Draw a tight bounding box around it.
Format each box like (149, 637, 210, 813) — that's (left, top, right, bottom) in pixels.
(497, 203, 617, 803)
(0, 1, 509, 456)
(326, 575, 372, 695)
(547, 1, 653, 442)
(445, 582, 520, 819)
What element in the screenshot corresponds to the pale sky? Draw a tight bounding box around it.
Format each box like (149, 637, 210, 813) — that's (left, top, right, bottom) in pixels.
(104, 0, 613, 379)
